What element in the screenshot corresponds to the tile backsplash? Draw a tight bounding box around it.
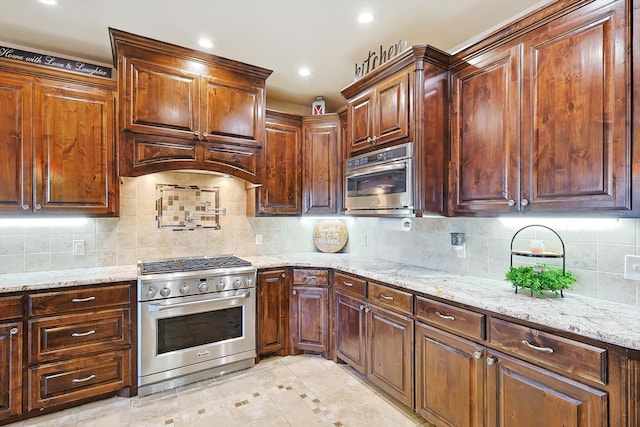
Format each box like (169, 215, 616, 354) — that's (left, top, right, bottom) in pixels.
(0, 172, 638, 305)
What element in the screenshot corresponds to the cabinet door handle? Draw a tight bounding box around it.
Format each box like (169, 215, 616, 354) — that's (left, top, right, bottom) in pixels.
(71, 330, 96, 337)
(292, 290, 297, 295)
(520, 198, 529, 207)
(202, 132, 208, 137)
(473, 351, 483, 359)
(507, 199, 515, 207)
(21, 204, 29, 210)
(281, 273, 286, 278)
(486, 357, 496, 366)
(194, 130, 200, 137)
(35, 203, 42, 210)
(72, 374, 96, 383)
(364, 306, 371, 313)
(359, 304, 366, 311)
(71, 296, 96, 303)
(343, 282, 354, 287)
(9, 328, 19, 335)
(379, 293, 394, 301)
(435, 311, 455, 321)
(521, 340, 554, 354)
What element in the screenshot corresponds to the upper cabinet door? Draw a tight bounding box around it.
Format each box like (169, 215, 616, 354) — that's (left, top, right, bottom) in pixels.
(123, 58, 200, 139)
(450, 45, 521, 215)
(375, 70, 410, 146)
(201, 76, 264, 148)
(35, 83, 117, 215)
(347, 89, 374, 152)
(0, 75, 32, 214)
(521, 0, 629, 211)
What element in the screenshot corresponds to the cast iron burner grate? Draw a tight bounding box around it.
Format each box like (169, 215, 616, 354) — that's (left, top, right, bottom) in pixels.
(140, 256, 251, 275)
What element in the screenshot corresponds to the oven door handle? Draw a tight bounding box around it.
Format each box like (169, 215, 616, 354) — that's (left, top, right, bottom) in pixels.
(146, 291, 250, 312)
(345, 161, 407, 178)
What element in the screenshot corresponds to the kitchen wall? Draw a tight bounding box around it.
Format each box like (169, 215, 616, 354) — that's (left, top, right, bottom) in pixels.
(0, 172, 638, 306)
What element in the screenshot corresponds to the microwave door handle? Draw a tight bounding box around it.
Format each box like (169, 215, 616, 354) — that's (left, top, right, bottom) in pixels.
(147, 291, 250, 312)
(346, 162, 407, 178)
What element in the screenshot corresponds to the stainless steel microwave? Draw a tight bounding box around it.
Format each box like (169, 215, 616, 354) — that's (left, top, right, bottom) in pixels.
(344, 143, 414, 216)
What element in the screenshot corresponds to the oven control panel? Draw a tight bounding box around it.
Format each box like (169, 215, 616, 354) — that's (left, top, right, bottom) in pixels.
(139, 272, 256, 301)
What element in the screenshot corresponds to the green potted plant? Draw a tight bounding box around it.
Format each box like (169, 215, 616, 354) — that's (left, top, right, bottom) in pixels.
(505, 263, 576, 297)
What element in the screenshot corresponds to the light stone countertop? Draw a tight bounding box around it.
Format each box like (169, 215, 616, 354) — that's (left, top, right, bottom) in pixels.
(1, 253, 638, 351)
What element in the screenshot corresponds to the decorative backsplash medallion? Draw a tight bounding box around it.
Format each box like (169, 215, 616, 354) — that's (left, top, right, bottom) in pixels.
(156, 184, 225, 230)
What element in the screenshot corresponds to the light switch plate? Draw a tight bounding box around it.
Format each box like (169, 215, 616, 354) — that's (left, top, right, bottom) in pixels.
(255, 234, 263, 245)
(624, 255, 640, 280)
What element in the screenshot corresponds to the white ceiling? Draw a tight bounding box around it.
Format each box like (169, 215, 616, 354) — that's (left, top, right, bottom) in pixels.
(0, 0, 553, 113)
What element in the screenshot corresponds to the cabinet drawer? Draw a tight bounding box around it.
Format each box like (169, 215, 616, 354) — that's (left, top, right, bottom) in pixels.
(0, 295, 23, 320)
(28, 283, 131, 316)
(368, 282, 412, 315)
(292, 269, 329, 286)
(27, 350, 131, 411)
(415, 296, 485, 340)
(488, 317, 607, 385)
(334, 272, 366, 298)
(28, 308, 131, 364)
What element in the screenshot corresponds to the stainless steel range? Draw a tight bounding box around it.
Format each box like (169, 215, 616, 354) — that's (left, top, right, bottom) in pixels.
(137, 255, 256, 396)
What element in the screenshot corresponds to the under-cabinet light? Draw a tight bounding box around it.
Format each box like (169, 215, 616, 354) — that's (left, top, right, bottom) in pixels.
(0, 217, 88, 228)
(38, 0, 59, 5)
(498, 217, 620, 231)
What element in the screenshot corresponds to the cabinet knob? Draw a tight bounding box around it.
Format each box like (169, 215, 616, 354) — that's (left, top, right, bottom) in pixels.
(507, 199, 515, 207)
(292, 290, 297, 295)
(364, 306, 371, 313)
(371, 135, 377, 143)
(473, 351, 482, 359)
(281, 273, 286, 278)
(486, 357, 496, 366)
(194, 130, 200, 137)
(9, 327, 18, 335)
(520, 198, 529, 207)
(21, 204, 29, 210)
(359, 304, 366, 311)
(35, 203, 42, 210)
(202, 132, 208, 137)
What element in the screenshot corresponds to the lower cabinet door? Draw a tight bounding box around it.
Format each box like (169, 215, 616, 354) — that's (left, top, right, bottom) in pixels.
(291, 285, 328, 353)
(28, 350, 131, 411)
(486, 350, 608, 427)
(367, 304, 414, 408)
(334, 291, 366, 374)
(0, 322, 22, 421)
(415, 322, 485, 427)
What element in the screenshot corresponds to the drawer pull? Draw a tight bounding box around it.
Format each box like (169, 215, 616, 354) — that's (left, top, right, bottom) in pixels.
(343, 282, 354, 287)
(435, 311, 456, 321)
(71, 296, 96, 303)
(71, 330, 96, 337)
(521, 340, 554, 354)
(72, 374, 96, 383)
(379, 293, 394, 301)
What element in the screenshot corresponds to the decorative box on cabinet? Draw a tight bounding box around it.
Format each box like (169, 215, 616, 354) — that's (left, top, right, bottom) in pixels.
(256, 268, 290, 358)
(290, 269, 330, 357)
(109, 28, 272, 182)
(449, 0, 631, 215)
(340, 45, 450, 215)
(334, 272, 414, 408)
(0, 62, 118, 217)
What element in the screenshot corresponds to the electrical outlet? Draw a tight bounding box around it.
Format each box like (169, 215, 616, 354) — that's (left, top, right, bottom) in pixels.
(255, 234, 263, 245)
(624, 255, 640, 280)
(360, 233, 367, 246)
(72, 240, 85, 256)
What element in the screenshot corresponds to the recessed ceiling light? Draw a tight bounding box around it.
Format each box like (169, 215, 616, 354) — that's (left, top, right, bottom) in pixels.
(357, 12, 374, 24)
(38, 0, 59, 5)
(198, 39, 214, 49)
(298, 67, 311, 77)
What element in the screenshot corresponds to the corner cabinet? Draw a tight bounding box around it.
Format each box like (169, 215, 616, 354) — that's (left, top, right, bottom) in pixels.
(449, 0, 631, 215)
(340, 45, 450, 215)
(256, 268, 290, 357)
(302, 114, 342, 215)
(290, 269, 330, 357)
(109, 28, 272, 183)
(0, 63, 118, 216)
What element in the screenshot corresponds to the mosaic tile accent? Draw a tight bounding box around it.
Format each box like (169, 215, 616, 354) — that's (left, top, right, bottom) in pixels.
(156, 184, 223, 230)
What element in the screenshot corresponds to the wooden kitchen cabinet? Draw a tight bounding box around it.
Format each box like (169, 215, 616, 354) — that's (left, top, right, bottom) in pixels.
(341, 46, 450, 215)
(250, 111, 302, 216)
(0, 296, 23, 423)
(302, 114, 341, 215)
(450, 0, 631, 214)
(0, 65, 118, 216)
(256, 268, 290, 357)
(333, 272, 414, 408)
(290, 269, 330, 357)
(109, 28, 272, 182)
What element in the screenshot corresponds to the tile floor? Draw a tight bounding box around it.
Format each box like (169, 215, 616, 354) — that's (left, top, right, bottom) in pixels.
(8, 355, 433, 427)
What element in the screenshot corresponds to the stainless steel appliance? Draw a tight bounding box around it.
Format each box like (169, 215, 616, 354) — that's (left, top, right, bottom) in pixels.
(137, 255, 256, 396)
(344, 142, 414, 216)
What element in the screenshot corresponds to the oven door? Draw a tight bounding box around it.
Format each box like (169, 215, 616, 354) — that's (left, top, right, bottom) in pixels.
(344, 158, 413, 215)
(138, 289, 255, 383)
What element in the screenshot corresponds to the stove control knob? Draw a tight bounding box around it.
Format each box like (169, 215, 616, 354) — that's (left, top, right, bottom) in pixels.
(233, 279, 241, 289)
(180, 284, 190, 295)
(216, 280, 225, 291)
(144, 288, 156, 299)
(160, 287, 171, 297)
(244, 277, 253, 287)
(198, 282, 209, 292)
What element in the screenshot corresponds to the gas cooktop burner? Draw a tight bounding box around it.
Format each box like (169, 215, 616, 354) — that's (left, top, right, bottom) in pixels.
(140, 255, 252, 275)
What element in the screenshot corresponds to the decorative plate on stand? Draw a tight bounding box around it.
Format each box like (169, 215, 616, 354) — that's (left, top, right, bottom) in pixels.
(313, 219, 348, 253)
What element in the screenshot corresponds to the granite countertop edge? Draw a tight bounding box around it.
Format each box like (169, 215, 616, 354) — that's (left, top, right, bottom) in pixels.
(1, 252, 638, 351)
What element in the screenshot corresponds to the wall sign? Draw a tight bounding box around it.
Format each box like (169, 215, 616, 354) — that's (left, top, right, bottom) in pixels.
(354, 39, 408, 80)
(0, 46, 112, 78)
(313, 219, 348, 253)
